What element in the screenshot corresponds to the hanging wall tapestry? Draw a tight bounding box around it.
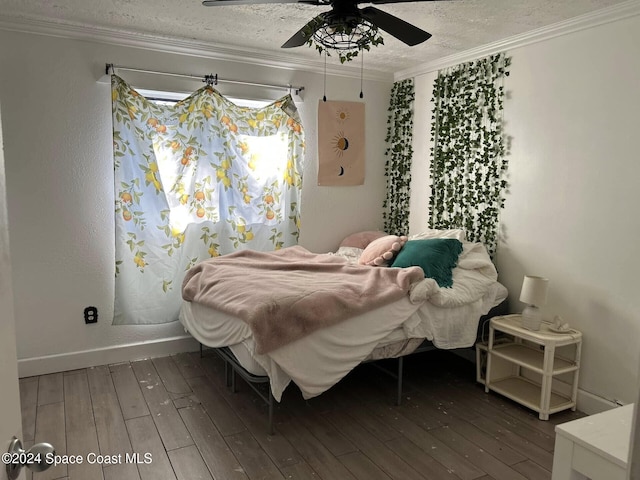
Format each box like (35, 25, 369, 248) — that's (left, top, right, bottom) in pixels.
(317, 100, 365, 186)
(111, 75, 305, 325)
(430, 53, 511, 257)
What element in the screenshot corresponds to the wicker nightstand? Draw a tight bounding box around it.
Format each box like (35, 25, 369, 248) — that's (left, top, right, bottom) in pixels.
(483, 314, 582, 420)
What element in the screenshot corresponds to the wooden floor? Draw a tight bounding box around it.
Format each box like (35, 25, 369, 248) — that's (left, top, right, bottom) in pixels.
(20, 349, 585, 480)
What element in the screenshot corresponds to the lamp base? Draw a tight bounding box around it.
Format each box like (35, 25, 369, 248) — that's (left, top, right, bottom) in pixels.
(522, 305, 542, 331)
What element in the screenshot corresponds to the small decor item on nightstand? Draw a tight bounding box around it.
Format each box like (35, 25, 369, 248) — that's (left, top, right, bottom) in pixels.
(519, 275, 549, 331)
(550, 315, 571, 333)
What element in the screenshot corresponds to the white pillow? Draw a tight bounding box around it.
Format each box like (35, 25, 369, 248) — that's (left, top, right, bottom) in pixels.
(409, 228, 466, 242)
(333, 246, 364, 264)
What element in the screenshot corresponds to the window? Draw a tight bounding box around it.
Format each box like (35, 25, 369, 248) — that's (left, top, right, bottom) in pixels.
(111, 75, 305, 325)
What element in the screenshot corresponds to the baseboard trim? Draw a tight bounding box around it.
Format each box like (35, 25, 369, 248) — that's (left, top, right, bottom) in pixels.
(538, 376, 620, 415)
(18, 338, 623, 415)
(461, 346, 616, 416)
(18, 336, 200, 378)
(577, 389, 621, 415)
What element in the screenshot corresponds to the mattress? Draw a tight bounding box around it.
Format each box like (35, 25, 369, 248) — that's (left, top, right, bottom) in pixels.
(179, 280, 507, 401)
(181, 300, 429, 377)
(227, 343, 266, 376)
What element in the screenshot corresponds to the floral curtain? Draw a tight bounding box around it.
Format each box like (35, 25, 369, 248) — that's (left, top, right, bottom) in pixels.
(383, 79, 415, 236)
(429, 53, 511, 257)
(111, 75, 305, 325)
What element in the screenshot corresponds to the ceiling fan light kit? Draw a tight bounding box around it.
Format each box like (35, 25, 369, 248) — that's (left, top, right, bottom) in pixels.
(306, 15, 385, 64)
(312, 18, 379, 51)
(203, 0, 439, 63)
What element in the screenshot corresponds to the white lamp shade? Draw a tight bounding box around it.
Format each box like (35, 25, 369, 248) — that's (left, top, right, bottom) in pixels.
(519, 275, 549, 307)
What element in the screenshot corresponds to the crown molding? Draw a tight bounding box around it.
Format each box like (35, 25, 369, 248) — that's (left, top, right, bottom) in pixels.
(395, 0, 640, 81)
(0, 15, 393, 83)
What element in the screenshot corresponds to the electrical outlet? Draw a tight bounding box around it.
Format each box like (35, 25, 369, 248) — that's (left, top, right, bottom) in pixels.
(84, 306, 98, 324)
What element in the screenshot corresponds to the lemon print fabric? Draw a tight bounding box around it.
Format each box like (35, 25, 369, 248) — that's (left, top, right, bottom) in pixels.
(111, 75, 305, 325)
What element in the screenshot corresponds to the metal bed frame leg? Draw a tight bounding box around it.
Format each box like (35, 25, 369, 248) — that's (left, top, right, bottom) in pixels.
(397, 356, 404, 406)
(231, 368, 237, 393)
(268, 389, 274, 436)
(213, 346, 276, 435)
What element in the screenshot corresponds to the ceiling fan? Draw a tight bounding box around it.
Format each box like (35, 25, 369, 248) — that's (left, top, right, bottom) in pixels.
(202, 0, 439, 51)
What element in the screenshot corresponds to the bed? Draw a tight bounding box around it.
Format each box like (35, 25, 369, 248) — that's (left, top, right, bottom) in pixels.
(179, 229, 508, 432)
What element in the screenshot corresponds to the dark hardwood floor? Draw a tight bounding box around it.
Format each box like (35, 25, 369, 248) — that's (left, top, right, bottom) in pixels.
(20, 348, 585, 480)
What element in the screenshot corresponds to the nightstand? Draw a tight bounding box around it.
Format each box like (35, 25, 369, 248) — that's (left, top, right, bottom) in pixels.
(483, 314, 582, 420)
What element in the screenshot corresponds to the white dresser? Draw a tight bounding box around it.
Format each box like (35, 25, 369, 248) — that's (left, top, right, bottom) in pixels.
(552, 403, 633, 480)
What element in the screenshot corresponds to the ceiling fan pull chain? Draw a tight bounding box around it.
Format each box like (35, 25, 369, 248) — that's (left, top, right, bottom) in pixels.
(323, 50, 327, 102)
(359, 51, 364, 99)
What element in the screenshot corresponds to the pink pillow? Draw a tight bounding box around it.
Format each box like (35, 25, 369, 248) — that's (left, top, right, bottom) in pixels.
(358, 235, 408, 267)
(339, 230, 388, 250)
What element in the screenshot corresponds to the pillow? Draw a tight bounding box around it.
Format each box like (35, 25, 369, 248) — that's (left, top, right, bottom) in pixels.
(409, 228, 466, 242)
(390, 238, 463, 287)
(358, 235, 408, 267)
(340, 230, 388, 249)
(333, 246, 364, 264)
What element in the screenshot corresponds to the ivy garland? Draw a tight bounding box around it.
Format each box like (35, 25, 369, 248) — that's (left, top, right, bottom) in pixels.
(429, 53, 511, 256)
(306, 30, 384, 64)
(303, 19, 385, 64)
(383, 79, 415, 236)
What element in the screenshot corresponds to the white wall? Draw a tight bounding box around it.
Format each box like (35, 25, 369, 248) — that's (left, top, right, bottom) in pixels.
(410, 11, 640, 411)
(0, 30, 392, 375)
(0, 101, 26, 480)
(408, 70, 437, 235)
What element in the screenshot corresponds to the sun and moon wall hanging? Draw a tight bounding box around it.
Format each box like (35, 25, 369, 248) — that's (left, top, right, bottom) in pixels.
(317, 100, 365, 186)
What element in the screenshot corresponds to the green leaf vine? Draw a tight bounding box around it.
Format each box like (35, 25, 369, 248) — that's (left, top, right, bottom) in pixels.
(429, 53, 511, 256)
(304, 19, 384, 64)
(383, 79, 414, 236)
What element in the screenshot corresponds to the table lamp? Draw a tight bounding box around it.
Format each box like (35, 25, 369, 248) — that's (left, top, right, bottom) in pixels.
(519, 275, 549, 331)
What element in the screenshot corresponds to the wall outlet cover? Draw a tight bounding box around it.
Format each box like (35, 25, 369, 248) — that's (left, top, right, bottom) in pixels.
(84, 306, 98, 324)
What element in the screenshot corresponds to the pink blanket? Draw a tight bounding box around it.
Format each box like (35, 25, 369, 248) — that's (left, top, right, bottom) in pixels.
(182, 246, 424, 354)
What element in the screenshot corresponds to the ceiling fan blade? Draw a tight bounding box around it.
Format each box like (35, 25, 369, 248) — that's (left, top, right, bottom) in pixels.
(359, 6, 431, 46)
(281, 14, 327, 48)
(368, 0, 450, 4)
(203, 0, 299, 6)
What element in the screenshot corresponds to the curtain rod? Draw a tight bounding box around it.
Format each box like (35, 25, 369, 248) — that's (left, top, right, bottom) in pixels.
(105, 63, 304, 95)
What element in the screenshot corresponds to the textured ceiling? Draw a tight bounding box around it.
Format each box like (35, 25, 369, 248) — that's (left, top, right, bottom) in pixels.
(0, 0, 629, 73)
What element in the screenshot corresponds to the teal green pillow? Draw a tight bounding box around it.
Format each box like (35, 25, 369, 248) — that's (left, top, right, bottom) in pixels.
(390, 238, 463, 288)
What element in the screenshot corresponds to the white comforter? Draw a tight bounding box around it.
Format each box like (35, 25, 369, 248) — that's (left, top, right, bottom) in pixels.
(409, 241, 501, 306)
(179, 241, 507, 401)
